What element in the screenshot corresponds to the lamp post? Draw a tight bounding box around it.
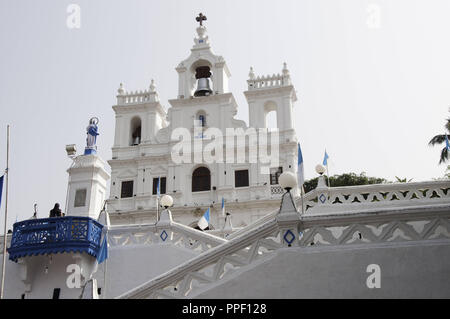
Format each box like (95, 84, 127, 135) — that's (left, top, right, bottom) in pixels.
(315, 164, 328, 206)
(279, 172, 300, 212)
(158, 195, 174, 227)
(277, 172, 300, 247)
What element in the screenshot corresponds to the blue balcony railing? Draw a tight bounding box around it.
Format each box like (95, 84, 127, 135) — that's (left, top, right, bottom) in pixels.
(8, 216, 103, 262)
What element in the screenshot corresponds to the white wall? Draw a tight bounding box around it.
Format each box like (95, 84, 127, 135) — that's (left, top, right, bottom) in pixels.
(193, 240, 450, 298)
(94, 244, 198, 298)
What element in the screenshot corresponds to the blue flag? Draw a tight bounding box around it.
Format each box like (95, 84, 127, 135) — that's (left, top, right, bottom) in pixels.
(198, 208, 210, 230)
(97, 235, 108, 264)
(297, 143, 305, 187)
(446, 135, 450, 150)
(0, 175, 3, 209)
(323, 150, 329, 166)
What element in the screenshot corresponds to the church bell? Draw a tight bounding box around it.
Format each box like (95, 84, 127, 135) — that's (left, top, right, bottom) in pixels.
(132, 136, 140, 145)
(194, 66, 213, 97)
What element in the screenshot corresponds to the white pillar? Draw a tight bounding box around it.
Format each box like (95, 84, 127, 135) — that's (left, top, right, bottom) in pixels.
(66, 155, 110, 220)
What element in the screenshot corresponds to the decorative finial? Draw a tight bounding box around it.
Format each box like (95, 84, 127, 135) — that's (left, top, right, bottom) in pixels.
(118, 83, 124, 95)
(282, 62, 289, 75)
(196, 13, 207, 26)
(249, 67, 255, 80)
(149, 79, 156, 92)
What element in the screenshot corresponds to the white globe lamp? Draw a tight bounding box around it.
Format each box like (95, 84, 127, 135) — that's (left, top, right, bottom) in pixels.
(160, 195, 173, 209)
(315, 164, 326, 175)
(279, 172, 297, 191)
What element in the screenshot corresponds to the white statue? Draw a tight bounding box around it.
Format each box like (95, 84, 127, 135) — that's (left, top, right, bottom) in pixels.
(85, 117, 99, 154)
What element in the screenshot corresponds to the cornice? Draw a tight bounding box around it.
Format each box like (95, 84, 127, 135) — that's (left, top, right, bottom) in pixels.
(169, 92, 235, 108)
(112, 102, 166, 116)
(243, 85, 297, 102)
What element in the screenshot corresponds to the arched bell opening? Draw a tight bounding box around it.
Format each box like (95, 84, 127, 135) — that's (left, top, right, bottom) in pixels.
(130, 116, 142, 146)
(194, 65, 213, 97)
(264, 101, 278, 129)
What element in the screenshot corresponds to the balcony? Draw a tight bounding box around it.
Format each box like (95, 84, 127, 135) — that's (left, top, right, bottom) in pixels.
(8, 216, 103, 262)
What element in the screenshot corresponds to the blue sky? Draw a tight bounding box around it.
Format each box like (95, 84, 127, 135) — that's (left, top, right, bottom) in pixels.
(1, 0, 450, 230)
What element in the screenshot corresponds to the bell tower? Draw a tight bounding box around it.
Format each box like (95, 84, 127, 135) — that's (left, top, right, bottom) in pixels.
(175, 13, 231, 99)
(244, 63, 299, 197)
(112, 79, 167, 147)
(244, 63, 297, 131)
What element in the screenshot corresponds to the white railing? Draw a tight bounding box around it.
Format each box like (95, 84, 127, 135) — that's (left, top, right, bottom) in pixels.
(117, 218, 284, 299)
(116, 89, 158, 106)
(227, 190, 317, 240)
(270, 185, 284, 195)
(108, 220, 226, 253)
(304, 180, 450, 215)
(299, 203, 450, 247)
(247, 74, 290, 90)
(119, 91, 150, 105)
(117, 180, 450, 299)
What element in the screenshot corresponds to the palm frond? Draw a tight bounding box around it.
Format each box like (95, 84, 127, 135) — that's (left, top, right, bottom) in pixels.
(429, 134, 447, 146)
(439, 146, 449, 164)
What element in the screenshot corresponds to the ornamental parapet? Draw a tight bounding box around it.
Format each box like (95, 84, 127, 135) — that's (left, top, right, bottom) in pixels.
(8, 216, 103, 262)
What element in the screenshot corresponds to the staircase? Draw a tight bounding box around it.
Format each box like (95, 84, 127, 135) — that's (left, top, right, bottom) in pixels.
(117, 178, 450, 298)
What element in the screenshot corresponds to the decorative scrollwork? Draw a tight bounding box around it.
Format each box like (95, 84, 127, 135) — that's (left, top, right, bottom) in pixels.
(8, 217, 103, 261)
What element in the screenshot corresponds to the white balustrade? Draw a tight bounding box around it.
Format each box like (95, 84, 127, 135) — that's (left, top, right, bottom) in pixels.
(117, 89, 158, 105)
(270, 185, 284, 195)
(107, 220, 225, 253)
(247, 74, 290, 91)
(304, 180, 450, 214)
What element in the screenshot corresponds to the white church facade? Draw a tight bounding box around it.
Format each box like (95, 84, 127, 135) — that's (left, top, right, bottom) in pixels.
(0, 14, 449, 300)
(107, 18, 299, 230)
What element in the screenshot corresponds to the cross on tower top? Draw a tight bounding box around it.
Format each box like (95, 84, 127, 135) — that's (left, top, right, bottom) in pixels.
(196, 13, 207, 26)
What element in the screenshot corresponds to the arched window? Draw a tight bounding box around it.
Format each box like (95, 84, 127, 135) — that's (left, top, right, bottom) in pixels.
(192, 166, 211, 192)
(130, 116, 142, 146)
(264, 101, 278, 129)
(196, 111, 207, 127)
(199, 114, 206, 127)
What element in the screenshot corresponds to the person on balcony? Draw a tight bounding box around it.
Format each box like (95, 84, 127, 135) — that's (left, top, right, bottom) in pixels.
(30, 203, 38, 219)
(49, 203, 63, 218)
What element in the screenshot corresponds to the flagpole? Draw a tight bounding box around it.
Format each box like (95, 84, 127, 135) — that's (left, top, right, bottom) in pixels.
(156, 196, 159, 222)
(103, 257, 108, 299)
(156, 176, 160, 222)
(1, 125, 10, 299)
(300, 185, 305, 215)
(326, 163, 330, 188)
(102, 223, 108, 299)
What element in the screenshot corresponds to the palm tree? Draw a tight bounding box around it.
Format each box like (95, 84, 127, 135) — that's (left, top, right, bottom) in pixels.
(395, 176, 413, 183)
(429, 113, 450, 164)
